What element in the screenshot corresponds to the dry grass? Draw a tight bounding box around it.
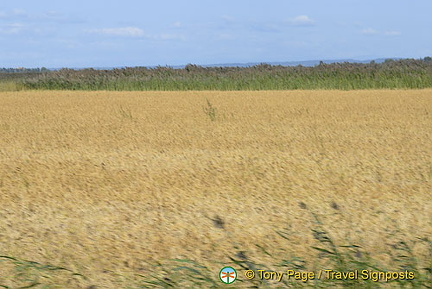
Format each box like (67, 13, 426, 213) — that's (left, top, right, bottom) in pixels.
(0, 90, 431, 288)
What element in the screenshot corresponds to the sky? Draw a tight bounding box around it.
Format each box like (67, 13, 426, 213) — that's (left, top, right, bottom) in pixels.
(0, 0, 431, 68)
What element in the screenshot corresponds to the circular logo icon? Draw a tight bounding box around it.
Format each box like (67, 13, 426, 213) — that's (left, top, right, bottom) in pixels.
(219, 266, 237, 284)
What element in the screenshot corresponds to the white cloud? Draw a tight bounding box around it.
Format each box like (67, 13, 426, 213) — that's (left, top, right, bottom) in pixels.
(384, 30, 401, 36)
(12, 9, 27, 17)
(0, 9, 27, 19)
(87, 27, 145, 37)
(287, 15, 315, 26)
(249, 22, 279, 33)
(0, 9, 81, 25)
(361, 28, 400, 36)
(217, 33, 235, 40)
(221, 15, 235, 22)
(158, 33, 186, 41)
(87, 27, 187, 42)
(361, 28, 378, 35)
(172, 21, 182, 28)
(0, 23, 25, 34)
(45, 10, 60, 17)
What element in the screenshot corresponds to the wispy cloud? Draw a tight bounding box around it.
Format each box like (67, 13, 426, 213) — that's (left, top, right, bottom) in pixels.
(0, 8, 84, 25)
(12, 9, 28, 17)
(87, 27, 145, 37)
(158, 33, 186, 41)
(0, 23, 25, 34)
(361, 28, 400, 36)
(250, 22, 279, 32)
(216, 33, 235, 40)
(86, 27, 186, 42)
(361, 28, 378, 35)
(221, 15, 235, 23)
(172, 21, 182, 28)
(384, 30, 401, 36)
(247, 16, 314, 34)
(0, 9, 30, 20)
(287, 15, 315, 26)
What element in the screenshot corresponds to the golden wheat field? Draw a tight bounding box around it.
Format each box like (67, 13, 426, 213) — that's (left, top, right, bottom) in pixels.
(0, 90, 431, 288)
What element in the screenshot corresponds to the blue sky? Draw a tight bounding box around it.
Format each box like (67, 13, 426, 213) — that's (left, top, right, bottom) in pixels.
(1, 0, 431, 68)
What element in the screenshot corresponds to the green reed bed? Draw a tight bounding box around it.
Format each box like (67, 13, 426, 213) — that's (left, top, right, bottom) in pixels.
(3, 58, 432, 91)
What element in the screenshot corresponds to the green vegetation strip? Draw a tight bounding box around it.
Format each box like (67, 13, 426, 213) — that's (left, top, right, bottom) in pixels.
(1, 58, 432, 90)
